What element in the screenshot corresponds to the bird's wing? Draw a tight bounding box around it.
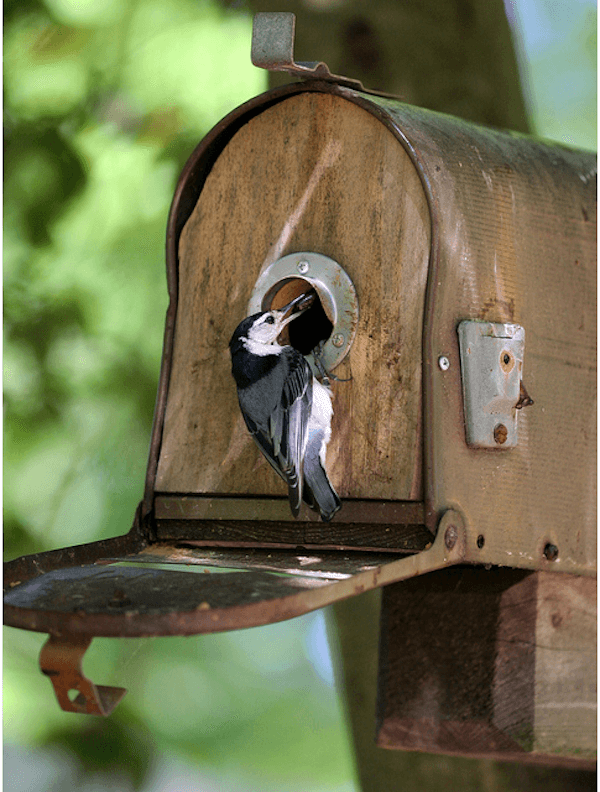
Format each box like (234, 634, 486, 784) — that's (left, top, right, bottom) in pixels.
(273, 351, 312, 515)
(238, 350, 311, 517)
(243, 352, 309, 516)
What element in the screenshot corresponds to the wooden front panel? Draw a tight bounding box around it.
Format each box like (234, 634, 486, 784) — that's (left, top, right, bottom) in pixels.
(155, 92, 430, 501)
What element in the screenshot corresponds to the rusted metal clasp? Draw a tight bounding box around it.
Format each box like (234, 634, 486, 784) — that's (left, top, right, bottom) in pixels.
(515, 380, 535, 410)
(251, 12, 365, 91)
(39, 634, 126, 716)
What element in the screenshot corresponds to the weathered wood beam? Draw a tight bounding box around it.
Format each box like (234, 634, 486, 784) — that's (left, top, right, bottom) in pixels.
(376, 568, 596, 767)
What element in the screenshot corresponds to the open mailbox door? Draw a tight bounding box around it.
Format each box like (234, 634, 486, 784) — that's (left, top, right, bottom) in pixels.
(5, 12, 596, 766)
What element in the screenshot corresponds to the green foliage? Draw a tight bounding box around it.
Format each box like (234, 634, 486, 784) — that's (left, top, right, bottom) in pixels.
(510, 0, 597, 150)
(42, 717, 154, 790)
(528, 8, 597, 150)
(4, 0, 264, 558)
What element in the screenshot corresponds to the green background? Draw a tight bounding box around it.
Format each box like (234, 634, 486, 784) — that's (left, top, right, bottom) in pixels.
(4, 0, 596, 789)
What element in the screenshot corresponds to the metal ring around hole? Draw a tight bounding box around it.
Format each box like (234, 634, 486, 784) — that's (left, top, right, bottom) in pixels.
(248, 252, 359, 375)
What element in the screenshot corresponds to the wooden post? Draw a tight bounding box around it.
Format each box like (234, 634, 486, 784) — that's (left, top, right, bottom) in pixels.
(376, 568, 596, 767)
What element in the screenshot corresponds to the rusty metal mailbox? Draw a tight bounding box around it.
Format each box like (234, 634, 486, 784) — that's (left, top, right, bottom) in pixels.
(5, 13, 596, 768)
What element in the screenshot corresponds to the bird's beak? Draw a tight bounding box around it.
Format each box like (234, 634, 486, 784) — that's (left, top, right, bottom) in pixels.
(277, 291, 316, 330)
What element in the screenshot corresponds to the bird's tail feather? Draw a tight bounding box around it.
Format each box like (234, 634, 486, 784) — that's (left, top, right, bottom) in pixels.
(304, 462, 341, 522)
(286, 470, 302, 517)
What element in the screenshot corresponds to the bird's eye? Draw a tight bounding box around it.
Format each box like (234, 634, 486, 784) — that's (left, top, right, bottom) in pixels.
(264, 315, 275, 325)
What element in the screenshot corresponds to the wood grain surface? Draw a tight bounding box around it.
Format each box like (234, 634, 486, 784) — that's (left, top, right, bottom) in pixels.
(155, 92, 430, 503)
(377, 568, 596, 765)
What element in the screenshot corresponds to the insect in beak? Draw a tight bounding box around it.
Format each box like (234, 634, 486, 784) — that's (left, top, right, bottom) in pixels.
(279, 290, 316, 315)
(276, 290, 317, 336)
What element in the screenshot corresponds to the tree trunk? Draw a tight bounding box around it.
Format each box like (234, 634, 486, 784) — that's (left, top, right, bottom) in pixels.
(246, 0, 530, 134)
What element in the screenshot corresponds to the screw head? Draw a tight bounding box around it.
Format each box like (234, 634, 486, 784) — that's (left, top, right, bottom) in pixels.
(331, 333, 344, 348)
(438, 356, 450, 371)
(500, 349, 515, 373)
(493, 423, 508, 444)
(297, 260, 310, 274)
(444, 525, 458, 549)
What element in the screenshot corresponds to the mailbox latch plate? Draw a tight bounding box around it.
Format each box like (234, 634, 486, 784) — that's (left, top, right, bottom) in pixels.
(458, 321, 526, 449)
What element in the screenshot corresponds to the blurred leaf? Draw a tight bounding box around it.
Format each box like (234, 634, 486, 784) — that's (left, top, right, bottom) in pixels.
(42, 717, 154, 790)
(4, 14, 91, 119)
(4, 0, 46, 23)
(4, 127, 87, 245)
(2, 517, 41, 560)
(44, 0, 127, 28)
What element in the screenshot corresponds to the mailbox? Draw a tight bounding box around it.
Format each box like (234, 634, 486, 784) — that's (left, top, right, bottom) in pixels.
(4, 13, 596, 767)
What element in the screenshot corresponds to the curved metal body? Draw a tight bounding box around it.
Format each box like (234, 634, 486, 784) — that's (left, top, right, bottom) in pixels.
(4, 81, 596, 745)
(5, 79, 596, 631)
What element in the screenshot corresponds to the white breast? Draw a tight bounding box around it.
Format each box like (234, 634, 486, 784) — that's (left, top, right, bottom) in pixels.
(309, 378, 334, 464)
(242, 337, 284, 357)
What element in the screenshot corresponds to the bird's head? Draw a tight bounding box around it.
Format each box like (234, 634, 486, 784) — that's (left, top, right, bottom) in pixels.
(238, 291, 316, 350)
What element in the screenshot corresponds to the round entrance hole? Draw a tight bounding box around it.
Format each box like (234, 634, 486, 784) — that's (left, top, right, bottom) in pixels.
(248, 252, 359, 375)
(266, 277, 334, 354)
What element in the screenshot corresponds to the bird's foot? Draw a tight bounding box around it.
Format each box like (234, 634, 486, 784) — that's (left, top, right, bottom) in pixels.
(312, 340, 352, 384)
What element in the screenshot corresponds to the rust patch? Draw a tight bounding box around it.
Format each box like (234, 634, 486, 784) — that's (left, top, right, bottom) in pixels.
(493, 424, 508, 445)
(476, 297, 516, 322)
(515, 380, 534, 410)
(39, 635, 127, 716)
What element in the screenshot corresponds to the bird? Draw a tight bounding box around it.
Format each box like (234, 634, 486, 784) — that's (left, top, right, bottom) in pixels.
(229, 292, 341, 522)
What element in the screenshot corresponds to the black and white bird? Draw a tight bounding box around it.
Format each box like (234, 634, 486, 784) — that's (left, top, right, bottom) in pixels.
(229, 293, 341, 521)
